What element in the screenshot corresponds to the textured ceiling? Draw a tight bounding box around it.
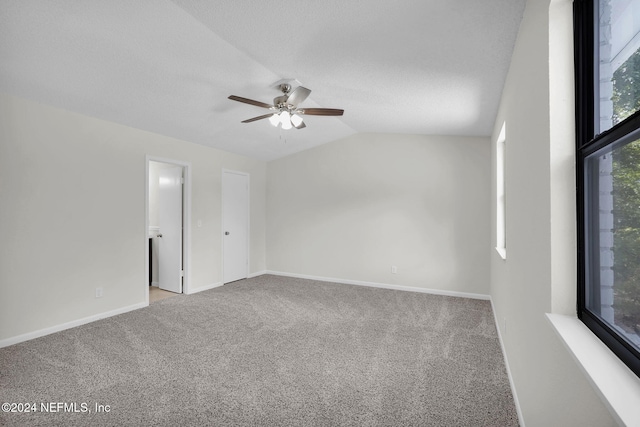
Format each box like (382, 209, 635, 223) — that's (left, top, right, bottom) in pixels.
(0, 0, 525, 160)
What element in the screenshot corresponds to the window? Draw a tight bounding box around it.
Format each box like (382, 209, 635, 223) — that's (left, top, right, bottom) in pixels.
(496, 123, 507, 259)
(576, 0, 640, 377)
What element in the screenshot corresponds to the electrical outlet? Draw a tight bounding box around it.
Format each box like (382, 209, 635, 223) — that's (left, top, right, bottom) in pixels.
(95, 287, 103, 298)
(391, 266, 397, 274)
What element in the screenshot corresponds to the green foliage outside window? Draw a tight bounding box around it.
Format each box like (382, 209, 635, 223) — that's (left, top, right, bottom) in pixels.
(611, 49, 640, 335)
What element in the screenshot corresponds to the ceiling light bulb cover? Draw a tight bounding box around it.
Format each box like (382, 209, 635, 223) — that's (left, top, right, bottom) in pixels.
(268, 114, 280, 127)
(290, 114, 303, 127)
(280, 111, 292, 130)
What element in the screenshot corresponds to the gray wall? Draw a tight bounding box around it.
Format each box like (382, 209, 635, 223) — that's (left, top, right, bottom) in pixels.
(267, 133, 491, 296)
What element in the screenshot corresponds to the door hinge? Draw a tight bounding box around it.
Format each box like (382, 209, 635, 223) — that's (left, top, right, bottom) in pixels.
(180, 270, 184, 277)
(180, 177, 185, 184)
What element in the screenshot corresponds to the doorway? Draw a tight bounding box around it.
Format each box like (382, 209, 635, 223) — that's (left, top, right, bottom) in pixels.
(145, 156, 191, 304)
(222, 170, 249, 284)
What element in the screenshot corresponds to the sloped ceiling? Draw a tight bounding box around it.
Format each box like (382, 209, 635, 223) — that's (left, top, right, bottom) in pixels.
(0, 0, 525, 160)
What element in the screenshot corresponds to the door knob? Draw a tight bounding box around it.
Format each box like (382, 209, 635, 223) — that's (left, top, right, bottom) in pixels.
(225, 231, 230, 235)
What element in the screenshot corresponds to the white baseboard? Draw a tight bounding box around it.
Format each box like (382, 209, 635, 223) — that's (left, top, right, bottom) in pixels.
(186, 271, 268, 294)
(0, 272, 489, 350)
(264, 270, 490, 300)
(187, 282, 223, 295)
(151, 282, 159, 287)
(490, 299, 525, 427)
(0, 302, 147, 349)
(248, 270, 267, 279)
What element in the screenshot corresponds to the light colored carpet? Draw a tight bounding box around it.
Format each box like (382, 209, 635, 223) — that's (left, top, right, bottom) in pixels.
(0, 275, 518, 426)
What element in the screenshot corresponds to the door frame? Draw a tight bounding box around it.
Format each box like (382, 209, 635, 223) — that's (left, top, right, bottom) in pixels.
(221, 169, 250, 284)
(145, 155, 192, 304)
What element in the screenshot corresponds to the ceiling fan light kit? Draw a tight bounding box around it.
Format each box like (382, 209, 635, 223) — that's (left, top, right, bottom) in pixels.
(228, 83, 344, 130)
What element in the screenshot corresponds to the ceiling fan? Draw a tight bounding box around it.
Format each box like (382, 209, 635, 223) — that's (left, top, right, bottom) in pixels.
(228, 83, 344, 130)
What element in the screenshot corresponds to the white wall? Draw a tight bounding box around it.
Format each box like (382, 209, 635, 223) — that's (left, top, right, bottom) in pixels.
(490, 0, 616, 425)
(0, 93, 267, 342)
(267, 133, 491, 295)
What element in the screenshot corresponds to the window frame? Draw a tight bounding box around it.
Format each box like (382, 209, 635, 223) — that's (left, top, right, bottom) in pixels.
(575, 0, 640, 378)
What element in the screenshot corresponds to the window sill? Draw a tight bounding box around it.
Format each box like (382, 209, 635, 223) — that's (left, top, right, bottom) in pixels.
(495, 247, 507, 260)
(546, 313, 640, 426)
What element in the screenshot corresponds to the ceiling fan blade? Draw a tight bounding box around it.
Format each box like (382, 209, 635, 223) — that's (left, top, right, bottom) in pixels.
(241, 113, 275, 123)
(300, 108, 344, 116)
(286, 86, 311, 107)
(228, 95, 273, 109)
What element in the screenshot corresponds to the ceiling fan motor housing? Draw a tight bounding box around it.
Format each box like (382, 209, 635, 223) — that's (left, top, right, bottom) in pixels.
(274, 84, 292, 108)
(273, 95, 288, 108)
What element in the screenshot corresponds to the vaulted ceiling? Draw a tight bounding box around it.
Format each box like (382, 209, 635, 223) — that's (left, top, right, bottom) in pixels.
(0, 0, 526, 160)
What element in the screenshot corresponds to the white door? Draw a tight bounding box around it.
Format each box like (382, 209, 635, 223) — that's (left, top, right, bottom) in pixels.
(158, 166, 183, 293)
(223, 171, 249, 284)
